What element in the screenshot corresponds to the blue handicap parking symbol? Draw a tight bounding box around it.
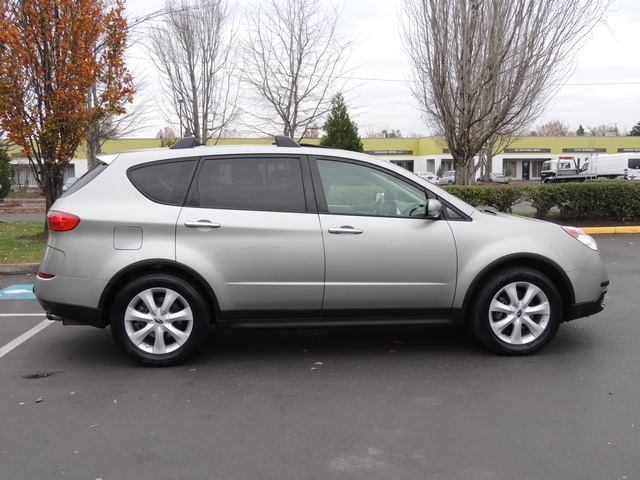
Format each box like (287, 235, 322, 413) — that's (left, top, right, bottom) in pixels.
(0, 284, 36, 300)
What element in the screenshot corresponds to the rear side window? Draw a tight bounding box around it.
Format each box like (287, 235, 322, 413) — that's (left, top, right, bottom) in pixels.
(188, 157, 306, 212)
(628, 158, 640, 169)
(128, 159, 197, 205)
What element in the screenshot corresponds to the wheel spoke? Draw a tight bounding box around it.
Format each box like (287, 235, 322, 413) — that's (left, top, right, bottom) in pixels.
(159, 289, 179, 313)
(521, 283, 542, 307)
(138, 289, 159, 311)
(522, 316, 546, 337)
(168, 306, 193, 323)
(128, 323, 155, 346)
(124, 305, 152, 323)
(509, 319, 524, 344)
(503, 283, 520, 306)
(525, 302, 550, 316)
(152, 325, 167, 354)
(491, 313, 515, 331)
(165, 323, 191, 346)
(490, 297, 513, 314)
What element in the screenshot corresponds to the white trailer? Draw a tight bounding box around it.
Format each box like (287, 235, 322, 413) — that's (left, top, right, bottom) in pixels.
(579, 153, 640, 180)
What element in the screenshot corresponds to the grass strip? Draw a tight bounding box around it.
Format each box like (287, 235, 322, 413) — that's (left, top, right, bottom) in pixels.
(0, 221, 46, 264)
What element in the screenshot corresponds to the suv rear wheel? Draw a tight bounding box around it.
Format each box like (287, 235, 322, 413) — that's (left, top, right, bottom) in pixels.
(471, 267, 561, 355)
(110, 274, 209, 366)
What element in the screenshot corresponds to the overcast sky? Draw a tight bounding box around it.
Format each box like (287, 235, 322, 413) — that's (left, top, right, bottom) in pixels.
(126, 0, 640, 137)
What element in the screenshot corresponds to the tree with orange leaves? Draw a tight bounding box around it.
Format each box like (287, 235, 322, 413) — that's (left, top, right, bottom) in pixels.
(0, 0, 134, 212)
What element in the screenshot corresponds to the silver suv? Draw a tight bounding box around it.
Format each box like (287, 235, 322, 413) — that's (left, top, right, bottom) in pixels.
(35, 136, 609, 366)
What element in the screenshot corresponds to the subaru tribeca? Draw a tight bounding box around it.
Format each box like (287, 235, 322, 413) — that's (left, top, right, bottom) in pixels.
(34, 136, 609, 366)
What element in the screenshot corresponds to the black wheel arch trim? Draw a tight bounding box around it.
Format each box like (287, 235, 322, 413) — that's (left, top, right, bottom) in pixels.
(461, 253, 575, 314)
(98, 259, 222, 326)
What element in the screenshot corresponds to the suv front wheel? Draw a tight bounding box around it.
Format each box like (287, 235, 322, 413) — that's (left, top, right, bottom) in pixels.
(110, 274, 210, 366)
(470, 267, 561, 355)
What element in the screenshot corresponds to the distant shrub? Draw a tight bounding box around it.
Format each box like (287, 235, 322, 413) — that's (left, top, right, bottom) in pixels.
(443, 180, 640, 221)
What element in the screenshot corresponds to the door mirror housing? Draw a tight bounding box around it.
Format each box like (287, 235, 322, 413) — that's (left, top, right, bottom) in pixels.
(426, 199, 443, 219)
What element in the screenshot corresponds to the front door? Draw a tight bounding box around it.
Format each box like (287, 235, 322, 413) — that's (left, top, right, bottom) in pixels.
(313, 158, 457, 314)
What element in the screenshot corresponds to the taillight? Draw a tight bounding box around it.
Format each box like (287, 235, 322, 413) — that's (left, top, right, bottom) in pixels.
(47, 211, 80, 231)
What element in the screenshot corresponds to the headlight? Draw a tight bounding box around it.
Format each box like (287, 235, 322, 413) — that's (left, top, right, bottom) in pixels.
(562, 226, 598, 251)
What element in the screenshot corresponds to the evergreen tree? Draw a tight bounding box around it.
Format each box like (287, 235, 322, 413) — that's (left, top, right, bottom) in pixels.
(320, 93, 364, 152)
(576, 124, 585, 136)
(0, 147, 14, 199)
(629, 121, 640, 136)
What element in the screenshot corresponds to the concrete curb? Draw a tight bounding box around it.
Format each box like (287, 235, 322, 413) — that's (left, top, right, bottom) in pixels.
(581, 226, 640, 235)
(0, 262, 39, 275)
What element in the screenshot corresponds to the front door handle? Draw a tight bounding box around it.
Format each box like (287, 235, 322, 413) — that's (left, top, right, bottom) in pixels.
(184, 220, 221, 229)
(328, 226, 363, 235)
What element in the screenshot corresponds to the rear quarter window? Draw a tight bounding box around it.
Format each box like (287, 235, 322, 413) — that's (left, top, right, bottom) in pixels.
(128, 159, 198, 205)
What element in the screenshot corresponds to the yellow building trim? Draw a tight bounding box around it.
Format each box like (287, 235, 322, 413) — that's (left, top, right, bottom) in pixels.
(4, 135, 640, 158)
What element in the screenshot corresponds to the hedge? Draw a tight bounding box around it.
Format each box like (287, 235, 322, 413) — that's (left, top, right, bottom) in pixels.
(442, 180, 640, 221)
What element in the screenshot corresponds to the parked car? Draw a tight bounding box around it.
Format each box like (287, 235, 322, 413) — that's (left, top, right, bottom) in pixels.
(415, 171, 438, 184)
(490, 173, 509, 184)
(62, 176, 78, 192)
(478, 173, 510, 184)
(440, 170, 456, 184)
(35, 136, 609, 366)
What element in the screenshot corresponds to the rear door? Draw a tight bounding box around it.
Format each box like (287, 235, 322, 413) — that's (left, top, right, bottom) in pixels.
(176, 155, 324, 316)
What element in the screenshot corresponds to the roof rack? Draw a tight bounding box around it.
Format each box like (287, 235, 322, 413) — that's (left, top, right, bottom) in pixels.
(170, 136, 202, 149)
(274, 135, 300, 148)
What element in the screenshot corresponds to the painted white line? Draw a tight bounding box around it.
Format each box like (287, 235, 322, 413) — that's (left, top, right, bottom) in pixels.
(0, 313, 46, 317)
(0, 319, 54, 358)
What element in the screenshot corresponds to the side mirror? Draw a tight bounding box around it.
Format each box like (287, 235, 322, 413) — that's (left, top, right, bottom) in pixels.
(426, 199, 443, 219)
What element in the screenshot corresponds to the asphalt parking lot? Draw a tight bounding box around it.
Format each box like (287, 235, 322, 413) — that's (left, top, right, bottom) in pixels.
(0, 235, 638, 480)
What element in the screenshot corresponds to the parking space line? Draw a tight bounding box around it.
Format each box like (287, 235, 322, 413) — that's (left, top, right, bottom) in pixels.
(0, 318, 53, 358)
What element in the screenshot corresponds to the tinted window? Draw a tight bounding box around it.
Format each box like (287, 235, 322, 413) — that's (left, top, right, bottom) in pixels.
(189, 157, 306, 212)
(128, 159, 197, 205)
(628, 158, 640, 169)
(317, 159, 427, 217)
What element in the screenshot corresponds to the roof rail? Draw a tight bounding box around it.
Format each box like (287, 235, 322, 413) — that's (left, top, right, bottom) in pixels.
(170, 137, 202, 149)
(274, 135, 300, 148)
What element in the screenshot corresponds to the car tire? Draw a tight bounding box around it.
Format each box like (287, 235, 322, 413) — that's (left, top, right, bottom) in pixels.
(470, 267, 561, 355)
(110, 274, 210, 367)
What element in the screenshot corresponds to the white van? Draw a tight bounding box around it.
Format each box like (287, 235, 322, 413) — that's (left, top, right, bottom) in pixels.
(580, 153, 640, 179)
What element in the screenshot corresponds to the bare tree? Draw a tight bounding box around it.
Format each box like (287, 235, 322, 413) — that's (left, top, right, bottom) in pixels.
(531, 120, 574, 136)
(587, 124, 619, 136)
(241, 0, 355, 140)
(402, 0, 612, 184)
(147, 0, 239, 144)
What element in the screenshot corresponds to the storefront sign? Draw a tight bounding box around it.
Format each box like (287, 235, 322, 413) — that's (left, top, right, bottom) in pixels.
(365, 150, 413, 155)
(563, 148, 606, 153)
(504, 148, 551, 153)
(618, 148, 640, 153)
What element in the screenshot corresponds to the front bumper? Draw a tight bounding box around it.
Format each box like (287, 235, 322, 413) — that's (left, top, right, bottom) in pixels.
(567, 281, 608, 321)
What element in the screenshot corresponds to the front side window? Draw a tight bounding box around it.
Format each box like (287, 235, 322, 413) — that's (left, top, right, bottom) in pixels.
(189, 156, 306, 212)
(316, 159, 427, 217)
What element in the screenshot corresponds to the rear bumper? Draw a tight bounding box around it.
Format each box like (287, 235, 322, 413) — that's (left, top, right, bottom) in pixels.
(37, 298, 107, 328)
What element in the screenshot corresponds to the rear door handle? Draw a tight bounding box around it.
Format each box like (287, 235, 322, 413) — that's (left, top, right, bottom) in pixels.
(328, 226, 363, 235)
(184, 221, 221, 229)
